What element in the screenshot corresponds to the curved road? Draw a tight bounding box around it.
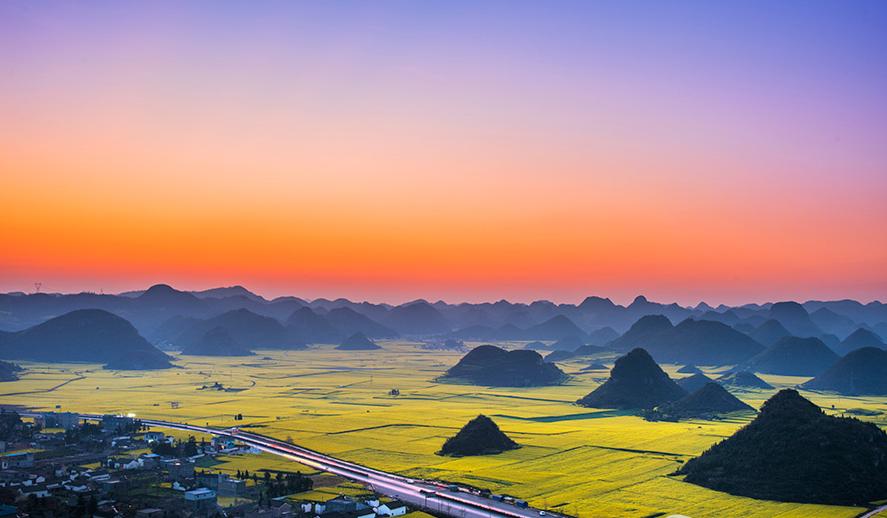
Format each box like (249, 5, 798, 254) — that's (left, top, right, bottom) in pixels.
(76, 414, 560, 518)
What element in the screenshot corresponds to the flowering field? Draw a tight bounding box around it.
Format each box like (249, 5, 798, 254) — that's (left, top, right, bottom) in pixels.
(2, 341, 883, 518)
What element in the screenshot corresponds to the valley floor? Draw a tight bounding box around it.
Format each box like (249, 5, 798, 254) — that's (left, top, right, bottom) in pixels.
(3, 341, 885, 518)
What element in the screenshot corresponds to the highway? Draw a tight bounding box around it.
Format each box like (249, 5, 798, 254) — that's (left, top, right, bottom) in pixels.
(74, 414, 560, 518)
(861, 505, 887, 518)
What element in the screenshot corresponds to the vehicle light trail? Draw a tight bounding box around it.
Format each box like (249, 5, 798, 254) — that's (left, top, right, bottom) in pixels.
(65, 414, 565, 518)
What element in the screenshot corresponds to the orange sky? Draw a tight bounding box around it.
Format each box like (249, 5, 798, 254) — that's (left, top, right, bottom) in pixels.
(2, 2, 886, 305)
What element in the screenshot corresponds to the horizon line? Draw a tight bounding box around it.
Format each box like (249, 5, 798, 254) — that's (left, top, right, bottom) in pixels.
(3, 282, 883, 309)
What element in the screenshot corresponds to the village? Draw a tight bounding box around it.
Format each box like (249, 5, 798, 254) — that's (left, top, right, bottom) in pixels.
(0, 410, 411, 518)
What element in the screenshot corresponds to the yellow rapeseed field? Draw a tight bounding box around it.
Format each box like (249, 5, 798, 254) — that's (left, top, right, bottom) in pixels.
(2, 341, 884, 517)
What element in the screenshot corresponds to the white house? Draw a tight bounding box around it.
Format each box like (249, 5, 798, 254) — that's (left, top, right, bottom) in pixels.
(375, 502, 408, 517)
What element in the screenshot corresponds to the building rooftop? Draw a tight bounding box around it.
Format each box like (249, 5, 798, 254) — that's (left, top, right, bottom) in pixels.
(184, 487, 216, 500)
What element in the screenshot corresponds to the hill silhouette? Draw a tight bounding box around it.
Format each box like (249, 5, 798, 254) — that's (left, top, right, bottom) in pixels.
(439, 415, 519, 456)
(581, 362, 608, 371)
(835, 328, 885, 356)
(717, 370, 773, 389)
(677, 389, 887, 505)
(0, 309, 172, 369)
(803, 347, 887, 395)
(442, 345, 567, 387)
(336, 332, 381, 350)
(384, 301, 450, 335)
(655, 319, 763, 364)
(767, 301, 822, 337)
(578, 295, 617, 312)
(190, 285, 265, 302)
(676, 364, 703, 374)
(0, 360, 22, 382)
(647, 382, 753, 421)
(137, 284, 202, 311)
(608, 315, 673, 350)
(577, 348, 686, 409)
(745, 337, 839, 376)
(286, 307, 340, 343)
(175, 308, 295, 350)
(749, 319, 792, 347)
(676, 373, 714, 394)
(523, 341, 548, 350)
(325, 307, 399, 339)
(523, 315, 586, 341)
(105, 349, 175, 370)
(182, 327, 254, 356)
(611, 316, 763, 364)
(810, 307, 856, 338)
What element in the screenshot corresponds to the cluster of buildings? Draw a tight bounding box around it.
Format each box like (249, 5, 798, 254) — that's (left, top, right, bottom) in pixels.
(0, 412, 255, 516)
(298, 496, 408, 518)
(0, 412, 413, 518)
(225, 495, 409, 518)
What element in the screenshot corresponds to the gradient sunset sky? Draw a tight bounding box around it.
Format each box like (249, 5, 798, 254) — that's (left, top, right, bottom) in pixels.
(2, 1, 886, 305)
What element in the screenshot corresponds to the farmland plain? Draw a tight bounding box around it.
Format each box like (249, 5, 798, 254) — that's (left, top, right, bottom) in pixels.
(2, 341, 885, 518)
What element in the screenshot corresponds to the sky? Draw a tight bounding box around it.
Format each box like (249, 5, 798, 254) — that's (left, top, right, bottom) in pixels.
(2, 1, 886, 306)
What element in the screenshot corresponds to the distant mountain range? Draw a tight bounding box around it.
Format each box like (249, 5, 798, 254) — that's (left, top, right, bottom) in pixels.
(4, 285, 884, 340)
(1, 284, 886, 366)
